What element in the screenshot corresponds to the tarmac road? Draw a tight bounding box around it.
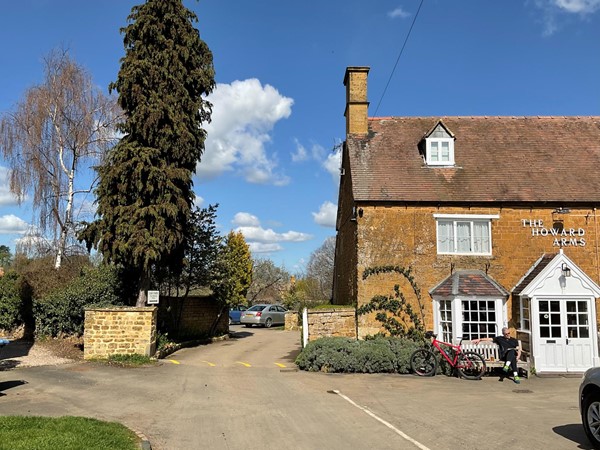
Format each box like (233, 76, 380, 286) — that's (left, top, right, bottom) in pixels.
(0, 326, 592, 450)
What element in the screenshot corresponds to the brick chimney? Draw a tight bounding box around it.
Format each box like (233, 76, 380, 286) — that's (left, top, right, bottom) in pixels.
(343, 66, 370, 135)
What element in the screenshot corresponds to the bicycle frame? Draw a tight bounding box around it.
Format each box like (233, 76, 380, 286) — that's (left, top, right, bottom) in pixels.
(429, 336, 463, 368)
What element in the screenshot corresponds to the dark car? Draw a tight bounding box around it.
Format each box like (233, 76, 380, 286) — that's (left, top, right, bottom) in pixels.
(580, 366, 600, 448)
(229, 305, 247, 325)
(240, 304, 288, 328)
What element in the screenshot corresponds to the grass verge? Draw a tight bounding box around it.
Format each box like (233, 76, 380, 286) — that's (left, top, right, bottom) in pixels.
(0, 416, 140, 450)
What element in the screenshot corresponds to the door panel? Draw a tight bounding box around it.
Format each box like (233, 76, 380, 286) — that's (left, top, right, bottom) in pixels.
(537, 300, 565, 370)
(565, 300, 593, 370)
(535, 298, 593, 372)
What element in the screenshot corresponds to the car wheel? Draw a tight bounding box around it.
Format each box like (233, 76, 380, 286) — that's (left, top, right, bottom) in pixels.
(265, 318, 273, 328)
(245, 324, 252, 328)
(229, 317, 232, 325)
(583, 391, 600, 448)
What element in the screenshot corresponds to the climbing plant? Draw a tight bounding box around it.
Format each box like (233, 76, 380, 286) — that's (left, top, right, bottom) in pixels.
(357, 265, 426, 340)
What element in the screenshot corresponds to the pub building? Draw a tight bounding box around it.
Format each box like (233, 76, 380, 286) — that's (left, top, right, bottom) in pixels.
(333, 66, 600, 374)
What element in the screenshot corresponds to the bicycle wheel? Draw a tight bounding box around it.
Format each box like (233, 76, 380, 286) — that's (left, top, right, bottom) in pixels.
(410, 349, 437, 376)
(456, 351, 486, 380)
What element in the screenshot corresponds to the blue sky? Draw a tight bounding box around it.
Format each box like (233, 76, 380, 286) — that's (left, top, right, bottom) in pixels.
(1, 0, 599, 272)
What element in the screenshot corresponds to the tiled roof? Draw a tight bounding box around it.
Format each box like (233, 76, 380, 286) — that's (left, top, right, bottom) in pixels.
(429, 270, 509, 297)
(512, 254, 556, 295)
(346, 116, 600, 203)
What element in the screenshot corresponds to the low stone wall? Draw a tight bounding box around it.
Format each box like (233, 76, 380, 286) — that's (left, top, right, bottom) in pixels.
(84, 307, 157, 360)
(285, 311, 300, 331)
(306, 307, 357, 342)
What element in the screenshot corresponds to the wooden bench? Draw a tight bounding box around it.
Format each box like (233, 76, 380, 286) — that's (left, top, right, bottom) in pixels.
(461, 340, 530, 377)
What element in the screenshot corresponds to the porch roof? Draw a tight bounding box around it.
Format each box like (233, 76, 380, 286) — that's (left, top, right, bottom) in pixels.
(429, 270, 509, 297)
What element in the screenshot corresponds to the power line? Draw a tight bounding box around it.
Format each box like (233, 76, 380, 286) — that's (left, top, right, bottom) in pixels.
(374, 0, 425, 116)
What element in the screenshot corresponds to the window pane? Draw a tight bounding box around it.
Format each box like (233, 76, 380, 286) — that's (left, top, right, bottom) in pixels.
(439, 300, 453, 343)
(473, 221, 490, 253)
(456, 222, 471, 252)
(461, 299, 498, 340)
(437, 220, 454, 253)
(431, 142, 439, 161)
(441, 141, 449, 161)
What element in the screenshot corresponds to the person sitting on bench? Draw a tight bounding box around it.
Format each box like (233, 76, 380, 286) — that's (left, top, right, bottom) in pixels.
(473, 328, 522, 384)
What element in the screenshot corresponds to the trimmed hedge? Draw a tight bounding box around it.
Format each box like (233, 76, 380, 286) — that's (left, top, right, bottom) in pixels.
(295, 336, 421, 373)
(0, 271, 22, 330)
(33, 264, 125, 337)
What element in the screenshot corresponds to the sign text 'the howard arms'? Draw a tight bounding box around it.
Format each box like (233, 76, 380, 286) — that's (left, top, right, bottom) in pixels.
(522, 219, 586, 247)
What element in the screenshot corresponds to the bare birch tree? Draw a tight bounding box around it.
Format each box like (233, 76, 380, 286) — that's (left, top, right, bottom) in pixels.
(0, 49, 120, 268)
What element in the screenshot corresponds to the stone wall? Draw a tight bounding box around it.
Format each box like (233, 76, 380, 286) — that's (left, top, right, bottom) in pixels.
(285, 311, 300, 331)
(158, 296, 227, 339)
(306, 307, 357, 342)
(84, 307, 157, 359)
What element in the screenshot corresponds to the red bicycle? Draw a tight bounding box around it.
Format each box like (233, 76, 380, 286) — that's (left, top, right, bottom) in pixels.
(410, 331, 486, 380)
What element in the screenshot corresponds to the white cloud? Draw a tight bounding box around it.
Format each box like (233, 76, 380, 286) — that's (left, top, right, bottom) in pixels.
(312, 201, 337, 228)
(232, 212, 260, 227)
(292, 139, 341, 184)
(248, 242, 283, 253)
(388, 7, 411, 19)
(323, 146, 342, 182)
(291, 139, 308, 162)
(236, 226, 312, 243)
(0, 214, 29, 234)
(197, 79, 293, 186)
(0, 167, 19, 206)
(193, 195, 204, 209)
(553, 0, 600, 13)
(533, 0, 600, 35)
(231, 212, 313, 255)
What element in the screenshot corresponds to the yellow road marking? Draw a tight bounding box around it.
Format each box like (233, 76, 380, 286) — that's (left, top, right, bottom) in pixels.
(201, 360, 216, 367)
(236, 361, 252, 367)
(167, 359, 180, 365)
(274, 363, 286, 368)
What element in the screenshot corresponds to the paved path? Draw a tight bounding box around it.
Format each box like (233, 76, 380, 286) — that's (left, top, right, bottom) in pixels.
(0, 327, 591, 449)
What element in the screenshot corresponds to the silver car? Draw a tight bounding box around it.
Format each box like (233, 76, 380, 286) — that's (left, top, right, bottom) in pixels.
(240, 304, 287, 328)
(580, 366, 600, 448)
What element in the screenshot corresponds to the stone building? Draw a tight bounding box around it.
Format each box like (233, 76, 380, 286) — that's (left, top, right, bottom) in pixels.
(333, 66, 600, 374)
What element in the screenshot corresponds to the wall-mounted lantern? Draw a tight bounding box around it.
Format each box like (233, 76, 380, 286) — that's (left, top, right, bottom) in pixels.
(561, 262, 572, 278)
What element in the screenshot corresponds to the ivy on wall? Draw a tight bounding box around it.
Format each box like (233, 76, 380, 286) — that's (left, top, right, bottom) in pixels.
(358, 265, 426, 339)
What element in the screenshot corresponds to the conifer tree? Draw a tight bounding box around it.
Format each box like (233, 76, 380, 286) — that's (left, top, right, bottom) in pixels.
(80, 0, 215, 306)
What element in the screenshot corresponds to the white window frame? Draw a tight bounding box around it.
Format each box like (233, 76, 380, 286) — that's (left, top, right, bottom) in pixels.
(434, 214, 499, 256)
(433, 297, 507, 344)
(426, 137, 454, 166)
(520, 296, 530, 331)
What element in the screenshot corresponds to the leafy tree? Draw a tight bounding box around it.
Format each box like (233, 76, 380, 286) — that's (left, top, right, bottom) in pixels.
(282, 277, 324, 311)
(247, 258, 290, 304)
(305, 236, 335, 301)
(0, 49, 120, 269)
(213, 231, 253, 306)
(80, 0, 215, 306)
(0, 245, 12, 268)
(156, 204, 222, 296)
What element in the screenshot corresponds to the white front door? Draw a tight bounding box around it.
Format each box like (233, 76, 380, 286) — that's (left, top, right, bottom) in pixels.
(535, 298, 593, 372)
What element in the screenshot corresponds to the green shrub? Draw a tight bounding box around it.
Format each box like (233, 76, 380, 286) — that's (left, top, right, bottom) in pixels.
(295, 336, 421, 374)
(33, 264, 125, 337)
(0, 271, 22, 330)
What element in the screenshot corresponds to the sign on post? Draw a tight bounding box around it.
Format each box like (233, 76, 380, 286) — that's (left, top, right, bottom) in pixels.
(147, 290, 160, 305)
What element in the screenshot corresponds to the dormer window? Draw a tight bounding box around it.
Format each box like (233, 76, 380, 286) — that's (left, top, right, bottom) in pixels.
(425, 122, 455, 166)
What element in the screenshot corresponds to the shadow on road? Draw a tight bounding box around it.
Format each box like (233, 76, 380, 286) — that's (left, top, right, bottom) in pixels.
(229, 330, 255, 339)
(553, 423, 592, 449)
(0, 339, 34, 371)
(0, 380, 28, 396)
